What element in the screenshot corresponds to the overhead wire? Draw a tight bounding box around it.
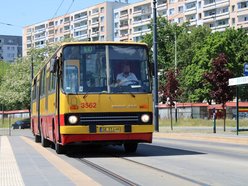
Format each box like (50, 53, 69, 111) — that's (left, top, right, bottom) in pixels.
(52, 0, 65, 19)
(65, 0, 75, 15)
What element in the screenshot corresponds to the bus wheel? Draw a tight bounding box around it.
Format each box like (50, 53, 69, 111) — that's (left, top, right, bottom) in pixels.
(35, 135, 41, 143)
(41, 134, 50, 147)
(55, 142, 65, 154)
(124, 142, 138, 153)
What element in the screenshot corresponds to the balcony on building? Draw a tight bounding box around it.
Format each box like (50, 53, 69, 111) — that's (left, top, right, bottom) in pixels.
(119, 19, 129, 30)
(205, 18, 229, 31)
(35, 24, 46, 33)
(185, 14, 197, 25)
(34, 31, 46, 41)
(203, 7, 229, 22)
(237, 14, 248, 26)
(133, 3, 151, 16)
(133, 15, 151, 26)
(92, 17, 99, 26)
(185, 1, 197, 16)
(92, 8, 99, 16)
(133, 25, 150, 35)
(48, 38, 54, 43)
(63, 25, 71, 33)
(74, 11, 88, 22)
(74, 21, 88, 31)
(74, 30, 88, 39)
(35, 40, 45, 48)
(64, 16, 71, 25)
(120, 28, 129, 40)
(237, 1, 248, 14)
(203, 0, 229, 11)
(157, 0, 167, 8)
(48, 21, 54, 28)
(120, 9, 129, 20)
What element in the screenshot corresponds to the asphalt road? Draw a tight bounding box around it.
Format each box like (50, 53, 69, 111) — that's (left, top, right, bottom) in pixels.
(5, 129, 248, 186)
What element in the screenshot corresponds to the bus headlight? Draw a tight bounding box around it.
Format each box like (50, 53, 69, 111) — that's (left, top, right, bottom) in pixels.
(141, 114, 150, 123)
(68, 115, 78, 124)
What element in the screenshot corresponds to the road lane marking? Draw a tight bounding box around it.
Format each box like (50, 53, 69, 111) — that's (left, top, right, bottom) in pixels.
(0, 136, 25, 186)
(21, 136, 100, 186)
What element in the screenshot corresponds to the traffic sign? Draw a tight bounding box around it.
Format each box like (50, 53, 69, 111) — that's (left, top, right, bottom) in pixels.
(244, 63, 248, 76)
(229, 76, 248, 86)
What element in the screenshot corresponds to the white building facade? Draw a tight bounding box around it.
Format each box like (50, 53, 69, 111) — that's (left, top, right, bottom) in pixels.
(23, 0, 248, 55)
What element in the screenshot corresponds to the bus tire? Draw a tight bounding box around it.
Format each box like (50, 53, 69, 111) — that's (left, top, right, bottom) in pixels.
(124, 142, 138, 153)
(35, 135, 41, 143)
(41, 134, 50, 147)
(55, 143, 65, 154)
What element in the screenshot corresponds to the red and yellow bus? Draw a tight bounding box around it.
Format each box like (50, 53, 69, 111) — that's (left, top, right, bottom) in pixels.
(31, 42, 153, 154)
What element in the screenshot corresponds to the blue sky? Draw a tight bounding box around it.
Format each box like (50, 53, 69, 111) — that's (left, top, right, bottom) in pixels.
(0, 0, 141, 36)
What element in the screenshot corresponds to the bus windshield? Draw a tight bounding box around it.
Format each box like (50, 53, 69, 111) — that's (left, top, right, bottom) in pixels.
(62, 44, 151, 94)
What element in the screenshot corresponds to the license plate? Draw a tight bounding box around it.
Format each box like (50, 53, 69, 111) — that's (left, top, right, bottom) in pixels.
(99, 126, 121, 133)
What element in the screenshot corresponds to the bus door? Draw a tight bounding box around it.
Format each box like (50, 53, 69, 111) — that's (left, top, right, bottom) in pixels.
(36, 75, 41, 135)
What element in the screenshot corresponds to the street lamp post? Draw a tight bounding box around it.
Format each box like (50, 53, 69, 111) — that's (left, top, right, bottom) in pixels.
(174, 32, 177, 123)
(174, 32, 177, 76)
(153, 0, 159, 132)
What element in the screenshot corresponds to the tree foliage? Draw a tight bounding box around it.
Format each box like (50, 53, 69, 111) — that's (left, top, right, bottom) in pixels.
(0, 43, 58, 110)
(204, 53, 234, 104)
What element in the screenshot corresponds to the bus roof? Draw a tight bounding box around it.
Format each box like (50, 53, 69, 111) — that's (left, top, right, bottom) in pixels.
(60, 41, 148, 47)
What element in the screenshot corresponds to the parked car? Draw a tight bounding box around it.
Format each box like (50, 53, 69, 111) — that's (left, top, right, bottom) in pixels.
(12, 118, 31, 129)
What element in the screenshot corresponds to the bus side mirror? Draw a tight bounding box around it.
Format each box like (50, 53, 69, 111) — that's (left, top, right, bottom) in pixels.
(50, 58, 58, 73)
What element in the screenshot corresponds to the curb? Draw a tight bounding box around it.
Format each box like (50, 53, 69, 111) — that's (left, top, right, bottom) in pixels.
(153, 132, 248, 145)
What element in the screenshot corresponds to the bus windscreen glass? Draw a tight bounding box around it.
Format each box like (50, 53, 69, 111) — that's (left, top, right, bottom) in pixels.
(62, 44, 151, 94)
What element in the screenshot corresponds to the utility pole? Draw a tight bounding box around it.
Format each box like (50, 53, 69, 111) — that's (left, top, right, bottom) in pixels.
(174, 32, 177, 76)
(153, 0, 159, 132)
(174, 32, 177, 123)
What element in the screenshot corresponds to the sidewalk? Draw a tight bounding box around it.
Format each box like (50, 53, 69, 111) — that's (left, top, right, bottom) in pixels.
(0, 135, 99, 186)
(154, 126, 248, 145)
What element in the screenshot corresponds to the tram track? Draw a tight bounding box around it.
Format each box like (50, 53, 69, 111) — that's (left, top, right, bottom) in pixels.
(76, 151, 209, 186)
(77, 158, 140, 186)
(112, 154, 210, 186)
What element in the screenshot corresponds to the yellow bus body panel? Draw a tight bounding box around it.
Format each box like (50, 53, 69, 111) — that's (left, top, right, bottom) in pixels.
(59, 93, 153, 116)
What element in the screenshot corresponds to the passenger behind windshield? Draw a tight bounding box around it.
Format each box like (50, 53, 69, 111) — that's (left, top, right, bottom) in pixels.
(116, 63, 138, 86)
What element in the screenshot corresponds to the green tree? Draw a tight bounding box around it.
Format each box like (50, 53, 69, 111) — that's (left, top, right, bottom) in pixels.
(0, 43, 59, 110)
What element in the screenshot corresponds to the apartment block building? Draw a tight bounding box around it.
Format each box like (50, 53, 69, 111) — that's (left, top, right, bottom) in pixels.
(0, 35, 22, 62)
(113, 0, 248, 42)
(23, 0, 248, 55)
(22, 1, 127, 56)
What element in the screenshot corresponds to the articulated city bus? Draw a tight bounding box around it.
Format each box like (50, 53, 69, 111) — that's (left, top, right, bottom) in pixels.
(31, 42, 153, 154)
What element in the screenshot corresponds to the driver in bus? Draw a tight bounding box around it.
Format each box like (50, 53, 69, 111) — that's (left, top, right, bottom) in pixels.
(116, 63, 138, 86)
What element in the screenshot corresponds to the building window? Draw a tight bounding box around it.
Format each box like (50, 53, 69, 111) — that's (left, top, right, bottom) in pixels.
(198, 1, 201, 8)
(199, 13, 202, 19)
(232, 18, 235, 24)
(169, 0, 175, 3)
(100, 16, 104, 23)
(100, 7, 104, 13)
(178, 6, 184, 13)
(64, 17, 70, 23)
(178, 17, 184, 23)
(232, 5, 235, 12)
(101, 26, 104, 32)
(185, 2, 196, 10)
(169, 8, 175, 15)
